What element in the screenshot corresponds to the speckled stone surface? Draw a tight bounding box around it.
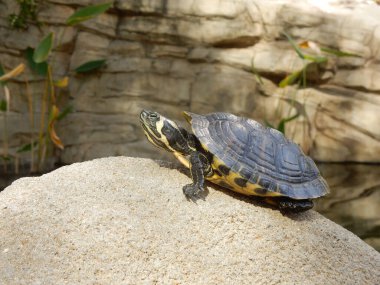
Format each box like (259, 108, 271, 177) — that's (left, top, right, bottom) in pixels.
(0, 157, 379, 284)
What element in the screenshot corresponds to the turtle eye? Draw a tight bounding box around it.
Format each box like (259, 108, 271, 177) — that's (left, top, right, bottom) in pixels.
(149, 113, 159, 120)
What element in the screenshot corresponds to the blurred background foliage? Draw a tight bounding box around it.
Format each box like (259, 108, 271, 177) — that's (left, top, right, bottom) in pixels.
(1, 1, 111, 173)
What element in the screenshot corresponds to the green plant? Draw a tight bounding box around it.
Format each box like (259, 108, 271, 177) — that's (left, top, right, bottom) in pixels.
(2, 2, 112, 173)
(8, 0, 40, 29)
(256, 32, 358, 136)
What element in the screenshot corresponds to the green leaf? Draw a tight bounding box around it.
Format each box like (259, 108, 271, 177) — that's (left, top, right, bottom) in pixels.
(33, 32, 54, 63)
(279, 70, 302, 88)
(57, 105, 73, 121)
(283, 98, 308, 118)
(301, 64, 307, 88)
(0, 99, 7, 111)
(282, 32, 305, 60)
(321, 47, 359, 57)
(75, 59, 106, 73)
(303, 54, 328, 63)
(277, 113, 299, 135)
(277, 121, 286, 134)
(66, 2, 113, 26)
(16, 141, 38, 153)
(25, 47, 48, 76)
(0, 155, 11, 161)
(251, 59, 264, 85)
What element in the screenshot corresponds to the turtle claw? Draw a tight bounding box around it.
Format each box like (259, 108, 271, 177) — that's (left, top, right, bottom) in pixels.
(183, 184, 204, 202)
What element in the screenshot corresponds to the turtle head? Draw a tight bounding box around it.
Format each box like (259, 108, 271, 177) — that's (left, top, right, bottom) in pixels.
(140, 110, 188, 153)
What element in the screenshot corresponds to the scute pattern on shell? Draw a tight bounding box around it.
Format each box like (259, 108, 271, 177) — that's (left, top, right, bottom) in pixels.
(189, 112, 329, 199)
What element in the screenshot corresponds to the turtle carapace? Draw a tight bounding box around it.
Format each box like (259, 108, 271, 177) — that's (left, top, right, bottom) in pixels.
(140, 110, 329, 213)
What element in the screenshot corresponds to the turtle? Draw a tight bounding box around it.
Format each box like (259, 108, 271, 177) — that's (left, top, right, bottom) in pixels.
(139, 110, 329, 212)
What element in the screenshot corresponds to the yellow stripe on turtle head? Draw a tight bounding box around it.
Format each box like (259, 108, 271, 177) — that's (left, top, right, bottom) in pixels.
(140, 110, 177, 152)
(153, 118, 178, 152)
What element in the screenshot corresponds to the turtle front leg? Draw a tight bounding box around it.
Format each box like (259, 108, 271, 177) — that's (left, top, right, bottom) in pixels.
(183, 152, 210, 201)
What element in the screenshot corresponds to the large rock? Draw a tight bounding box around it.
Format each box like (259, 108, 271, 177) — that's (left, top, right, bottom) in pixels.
(0, 157, 379, 284)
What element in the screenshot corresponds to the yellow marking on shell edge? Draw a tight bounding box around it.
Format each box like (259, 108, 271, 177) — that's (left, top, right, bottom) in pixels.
(182, 111, 192, 123)
(209, 157, 283, 197)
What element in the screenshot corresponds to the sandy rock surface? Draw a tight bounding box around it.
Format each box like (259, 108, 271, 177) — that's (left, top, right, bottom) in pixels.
(0, 157, 379, 284)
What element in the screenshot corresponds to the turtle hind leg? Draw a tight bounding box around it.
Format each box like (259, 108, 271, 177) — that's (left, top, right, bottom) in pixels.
(278, 198, 314, 213)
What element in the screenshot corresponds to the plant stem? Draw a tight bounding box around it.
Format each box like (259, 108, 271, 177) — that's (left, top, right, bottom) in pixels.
(25, 79, 36, 172)
(38, 69, 50, 171)
(1, 111, 8, 173)
(14, 154, 19, 174)
(47, 64, 55, 104)
(2, 85, 10, 173)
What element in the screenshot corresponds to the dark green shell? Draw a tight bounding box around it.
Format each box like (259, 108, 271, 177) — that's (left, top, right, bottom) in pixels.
(189, 112, 329, 199)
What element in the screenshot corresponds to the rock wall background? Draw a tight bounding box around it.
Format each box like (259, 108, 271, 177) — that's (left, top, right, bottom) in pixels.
(0, 0, 380, 165)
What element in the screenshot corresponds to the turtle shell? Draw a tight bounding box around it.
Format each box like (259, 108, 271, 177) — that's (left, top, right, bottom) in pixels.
(186, 112, 329, 199)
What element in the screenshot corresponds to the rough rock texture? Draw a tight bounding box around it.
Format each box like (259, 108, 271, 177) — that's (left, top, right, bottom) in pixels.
(0, 157, 379, 284)
(0, 0, 380, 163)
